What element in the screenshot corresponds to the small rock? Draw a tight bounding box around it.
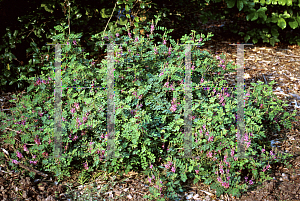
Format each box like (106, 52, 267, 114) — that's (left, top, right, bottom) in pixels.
(193, 194, 199, 199)
(282, 173, 289, 181)
(186, 193, 193, 199)
(45, 195, 55, 201)
(204, 195, 212, 201)
(127, 194, 133, 199)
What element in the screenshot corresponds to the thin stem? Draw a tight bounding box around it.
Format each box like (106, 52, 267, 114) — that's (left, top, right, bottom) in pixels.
(103, 1, 117, 38)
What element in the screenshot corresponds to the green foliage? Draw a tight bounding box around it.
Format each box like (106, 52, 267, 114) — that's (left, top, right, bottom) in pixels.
(2, 0, 300, 94)
(0, 17, 297, 200)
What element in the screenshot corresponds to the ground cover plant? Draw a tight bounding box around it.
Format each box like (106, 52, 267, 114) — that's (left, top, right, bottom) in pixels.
(0, 17, 298, 200)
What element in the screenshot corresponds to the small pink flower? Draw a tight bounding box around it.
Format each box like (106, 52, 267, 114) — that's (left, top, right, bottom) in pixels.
(83, 162, 88, 170)
(74, 103, 80, 111)
(12, 160, 19, 164)
(249, 180, 253, 185)
(38, 112, 43, 117)
(16, 151, 23, 159)
(163, 40, 166, 45)
(171, 166, 176, 173)
(195, 170, 199, 174)
(82, 116, 88, 123)
(168, 46, 172, 54)
(148, 177, 152, 183)
(23, 144, 29, 153)
(170, 104, 177, 112)
(116, 33, 119, 37)
(150, 164, 153, 169)
(165, 163, 170, 169)
(151, 24, 154, 33)
(199, 38, 202, 42)
(222, 182, 229, 188)
(72, 135, 78, 141)
(34, 136, 41, 146)
(42, 152, 48, 157)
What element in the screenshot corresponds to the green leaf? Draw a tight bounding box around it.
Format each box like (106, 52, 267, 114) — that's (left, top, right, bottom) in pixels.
(13, 30, 19, 38)
(281, 10, 291, 18)
(237, 0, 244, 11)
(288, 18, 298, 29)
(287, 0, 293, 6)
(140, 3, 145, 9)
(271, 27, 279, 37)
(244, 34, 251, 42)
(41, 3, 54, 13)
(247, 11, 258, 21)
(181, 172, 187, 182)
(277, 17, 286, 29)
(257, 7, 268, 21)
(118, 17, 128, 25)
(265, 0, 272, 4)
(100, 8, 112, 18)
(278, 0, 286, 6)
(252, 37, 258, 44)
(227, 0, 236, 8)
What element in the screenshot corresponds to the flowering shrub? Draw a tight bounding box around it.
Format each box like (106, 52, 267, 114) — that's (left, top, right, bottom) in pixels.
(0, 18, 297, 200)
